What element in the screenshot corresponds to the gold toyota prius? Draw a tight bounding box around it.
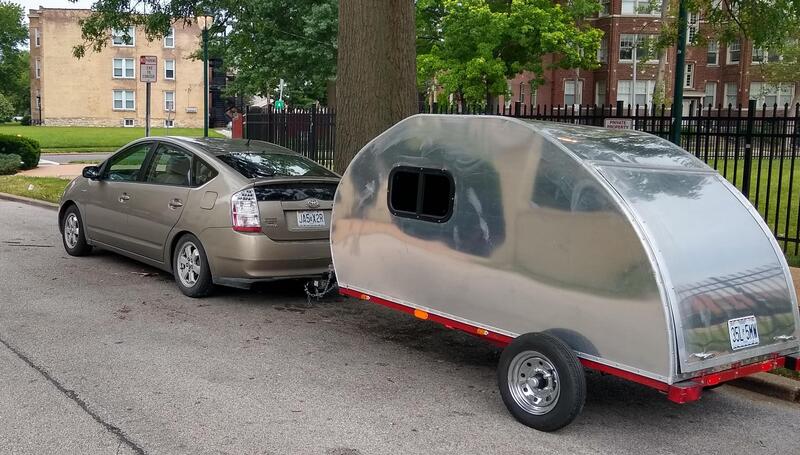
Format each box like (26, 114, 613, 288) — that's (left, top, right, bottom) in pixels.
(58, 137, 339, 297)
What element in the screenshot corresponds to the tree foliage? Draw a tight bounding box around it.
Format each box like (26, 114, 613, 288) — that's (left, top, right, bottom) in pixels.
(71, 0, 337, 106)
(0, 1, 29, 114)
(416, 0, 602, 106)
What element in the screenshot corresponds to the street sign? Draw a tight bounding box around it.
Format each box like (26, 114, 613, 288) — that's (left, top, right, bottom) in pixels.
(275, 99, 285, 110)
(140, 55, 157, 83)
(604, 118, 634, 130)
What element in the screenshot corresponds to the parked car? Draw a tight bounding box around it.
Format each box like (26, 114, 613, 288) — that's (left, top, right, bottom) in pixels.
(59, 137, 339, 297)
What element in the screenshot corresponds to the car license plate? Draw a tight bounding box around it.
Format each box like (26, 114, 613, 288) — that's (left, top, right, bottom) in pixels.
(297, 210, 325, 227)
(728, 315, 759, 350)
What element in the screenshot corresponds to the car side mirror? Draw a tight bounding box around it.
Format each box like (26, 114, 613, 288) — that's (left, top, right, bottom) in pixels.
(82, 166, 101, 180)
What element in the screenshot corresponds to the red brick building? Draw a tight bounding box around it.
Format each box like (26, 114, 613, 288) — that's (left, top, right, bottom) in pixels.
(503, 0, 797, 111)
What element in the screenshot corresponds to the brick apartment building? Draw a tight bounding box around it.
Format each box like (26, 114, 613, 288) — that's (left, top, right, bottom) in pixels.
(505, 0, 798, 111)
(29, 8, 208, 127)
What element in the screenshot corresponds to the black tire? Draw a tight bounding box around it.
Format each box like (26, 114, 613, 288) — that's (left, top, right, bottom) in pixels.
(173, 234, 214, 298)
(497, 332, 586, 432)
(60, 205, 92, 256)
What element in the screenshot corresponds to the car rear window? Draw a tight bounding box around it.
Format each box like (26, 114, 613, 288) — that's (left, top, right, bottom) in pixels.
(218, 152, 336, 179)
(254, 183, 338, 201)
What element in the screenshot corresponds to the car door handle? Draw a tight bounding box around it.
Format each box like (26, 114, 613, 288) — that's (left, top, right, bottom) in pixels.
(119, 193, 130, 203)
(168, 199, 184, 209)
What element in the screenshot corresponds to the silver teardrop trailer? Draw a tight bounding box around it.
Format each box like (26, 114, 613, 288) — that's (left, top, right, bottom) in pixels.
(330, 115, 800, 431)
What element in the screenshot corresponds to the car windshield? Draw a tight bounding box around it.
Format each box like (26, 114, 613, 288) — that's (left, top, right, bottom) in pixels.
(217, 152, 337, 179)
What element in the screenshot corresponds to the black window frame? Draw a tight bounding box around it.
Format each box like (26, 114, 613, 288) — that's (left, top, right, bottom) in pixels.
(388, 166, 455, 223)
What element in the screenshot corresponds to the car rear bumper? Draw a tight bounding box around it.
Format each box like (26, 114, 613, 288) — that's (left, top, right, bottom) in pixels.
(199, 227, 332, 283)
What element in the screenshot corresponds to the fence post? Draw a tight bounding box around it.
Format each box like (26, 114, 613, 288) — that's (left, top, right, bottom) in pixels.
(309, 105, 318, 161)
(742, 99, 756, 198)
(243, 105, 249, 139)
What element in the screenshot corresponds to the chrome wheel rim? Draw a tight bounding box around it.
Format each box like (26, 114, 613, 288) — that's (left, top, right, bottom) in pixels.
(507, 350, 560, 415)
(177, 242, 201, 288)
(64, 213, 80, 249)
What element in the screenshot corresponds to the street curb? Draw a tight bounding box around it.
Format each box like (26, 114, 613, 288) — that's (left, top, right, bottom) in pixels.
(0, 192, 58, 210)
(727, 372, 800, 403)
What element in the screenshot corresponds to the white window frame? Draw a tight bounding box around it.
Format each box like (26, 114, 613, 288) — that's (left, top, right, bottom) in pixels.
(599, 0, 611, 16)
(707, 42, 719, 66)
(595, 80, 607, 106)
(727, 41, 740, 65)
(111, 26, 135, 47)
(619, 34, 659, 64)
(617, 80, 656, 106)
(564, 80, 583, 105)
(622, 0, 661, 15)
(163, 27, 175, 48)
(724, 83, 738, 107)
(112, 58, 135, 79)
(752, 47, 782, 64)
(34, 58, 41, 79)
(684, 63, 695, 88)
(113, 90, 136, 111)
(704, 81, 717, 107)
(164, 59, 175, 80)
(597, 39, 608, 63)
(687, 13, 699, 45)
(123, 118, 135, 127)
(164, 119, 175, 128)
(749, 82, 794, 107)
(34, 28, 41, 47)
(164, 91, 175, 112)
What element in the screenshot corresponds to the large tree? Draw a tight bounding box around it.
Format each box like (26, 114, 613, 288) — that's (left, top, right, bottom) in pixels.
(0, 1, 29, 114)
(416, 0, 602, 107)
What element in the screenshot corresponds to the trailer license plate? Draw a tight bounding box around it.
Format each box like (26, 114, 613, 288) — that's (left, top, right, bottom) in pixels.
(297, 211, 325, 227)
(728, 315, 759, 350)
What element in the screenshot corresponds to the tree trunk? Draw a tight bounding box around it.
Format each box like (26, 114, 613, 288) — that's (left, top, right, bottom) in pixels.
(652, 0, 670, 107)
(334, 0, 417, 173)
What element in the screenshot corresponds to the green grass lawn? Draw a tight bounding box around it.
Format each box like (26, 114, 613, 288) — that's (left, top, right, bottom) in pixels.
(0, 125, 223, 153)
(0, 176, 70, 203)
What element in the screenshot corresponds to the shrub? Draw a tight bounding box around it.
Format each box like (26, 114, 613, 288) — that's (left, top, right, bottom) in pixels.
(20, 114, 31, 126)
(0, 134, 40, 170)
(0, 154, 21, 175)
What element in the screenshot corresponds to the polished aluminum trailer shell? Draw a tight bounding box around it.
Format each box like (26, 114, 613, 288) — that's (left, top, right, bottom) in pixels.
(331, 115, 800, 383)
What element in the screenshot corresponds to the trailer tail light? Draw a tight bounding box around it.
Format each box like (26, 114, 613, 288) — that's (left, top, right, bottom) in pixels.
(231, 188, 261, 232)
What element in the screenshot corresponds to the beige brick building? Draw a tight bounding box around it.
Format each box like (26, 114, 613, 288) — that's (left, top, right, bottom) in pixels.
(29, 8, 206, 128)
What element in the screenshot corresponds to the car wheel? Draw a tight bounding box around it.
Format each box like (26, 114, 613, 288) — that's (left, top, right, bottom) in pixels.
(173, 234, 213, 298)
(497, 332, 586, 432)
(61, 205, 92, 256)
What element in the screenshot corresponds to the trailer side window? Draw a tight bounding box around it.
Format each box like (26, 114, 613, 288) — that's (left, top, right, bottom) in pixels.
(389, 167, 454, 222)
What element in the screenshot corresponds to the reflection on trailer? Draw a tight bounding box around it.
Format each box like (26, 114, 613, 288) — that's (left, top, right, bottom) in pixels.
(330, 115, 800, 431)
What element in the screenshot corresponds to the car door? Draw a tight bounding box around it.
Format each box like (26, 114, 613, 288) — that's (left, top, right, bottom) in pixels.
(82, 141, 154, 249)
(124, 142, 193, 262)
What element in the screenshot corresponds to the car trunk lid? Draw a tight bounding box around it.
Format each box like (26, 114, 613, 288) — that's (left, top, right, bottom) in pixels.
(254, 179, 338, 241)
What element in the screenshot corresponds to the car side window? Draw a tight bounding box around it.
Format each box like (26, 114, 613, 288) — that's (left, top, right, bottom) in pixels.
(145, 144, 192, 186)
(105, 143, 151, 182)
(193, 158, 218, 186)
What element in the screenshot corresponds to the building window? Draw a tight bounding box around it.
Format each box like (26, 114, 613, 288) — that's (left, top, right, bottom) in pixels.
(749, 82, 794, 107)
(622, 0, 660, 15)
(724, 83, 738, 106)
(704, 81, 717, 107)
(34, 28, 40, 47)
(34, 58, 41, 79)
(619, 34, 658, 63)
(617, 80, 655, 106)
(113, 58, 135, 79)
(684, 63, 694, 88)
(163, 28, 175, 48)
(597, 39, 608, 63)
(707, 42, 719, 65)
(687, 13, 699, 44)
(113, 90, 135, 111)
(164, 119, 175, 128)
(531, 86, 538, 107)
(564, 80, 583, 105)
(519, 82, 525, 104)
(752, 47, 781, 64)
(389, 167, 454, 222)
(727, 41, 740, 64)
(123, 118, 135, 127)
(165, 59, 175, 80)
(595, 81, 606, 106)
(164, 91, 175, 111)
(111, 26, 135, 46)
(599, 0, 611, 16)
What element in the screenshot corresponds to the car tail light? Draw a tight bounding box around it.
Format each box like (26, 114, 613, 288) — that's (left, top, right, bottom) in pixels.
(231, 188, 261, 232)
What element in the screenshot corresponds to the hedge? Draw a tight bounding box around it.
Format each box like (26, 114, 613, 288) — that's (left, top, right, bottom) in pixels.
(0, 134, 41, 170)
(0, 154, 21, 175)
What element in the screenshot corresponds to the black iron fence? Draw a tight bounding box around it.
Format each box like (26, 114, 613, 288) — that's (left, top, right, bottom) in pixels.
(244, 100, 800, 258)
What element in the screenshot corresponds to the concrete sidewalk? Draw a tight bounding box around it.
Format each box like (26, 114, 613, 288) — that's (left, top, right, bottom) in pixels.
(19, 164, 84, 179)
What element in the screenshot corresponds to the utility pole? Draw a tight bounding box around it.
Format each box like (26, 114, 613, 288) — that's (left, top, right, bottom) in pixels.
(670, 0, 688, 144)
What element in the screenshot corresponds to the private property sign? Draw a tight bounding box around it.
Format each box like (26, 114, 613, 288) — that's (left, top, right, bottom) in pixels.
(603, 118, 634, 130)
(140, 56, 157, 82)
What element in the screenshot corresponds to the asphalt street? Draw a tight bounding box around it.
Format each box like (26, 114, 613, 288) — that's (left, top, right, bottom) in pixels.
(0, 199, 798, 454)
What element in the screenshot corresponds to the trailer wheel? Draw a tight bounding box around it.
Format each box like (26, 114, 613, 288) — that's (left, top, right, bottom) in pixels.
(498, 332, 586, 432)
